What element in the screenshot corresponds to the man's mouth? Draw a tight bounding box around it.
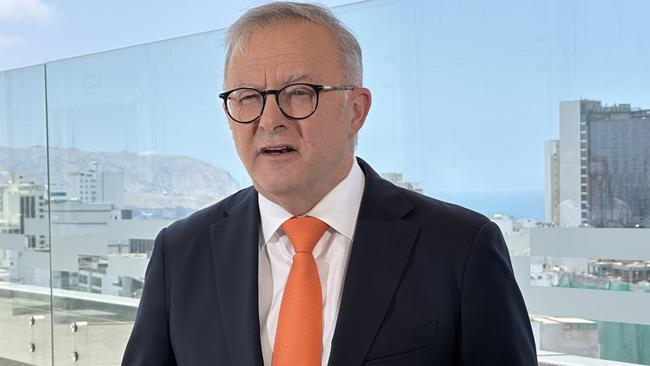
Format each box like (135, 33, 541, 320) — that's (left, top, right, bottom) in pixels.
(260, 145, 296, 155)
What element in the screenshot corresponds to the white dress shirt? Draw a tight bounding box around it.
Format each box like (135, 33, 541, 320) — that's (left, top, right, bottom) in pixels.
(257, 160, 365, 366)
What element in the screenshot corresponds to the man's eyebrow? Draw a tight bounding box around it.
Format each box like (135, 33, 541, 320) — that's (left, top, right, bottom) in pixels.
(284, 73, 316, 84)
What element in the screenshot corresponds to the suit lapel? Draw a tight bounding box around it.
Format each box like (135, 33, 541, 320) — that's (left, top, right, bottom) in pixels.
(328, 158, 421, 366)
(209, 188, 264, 366)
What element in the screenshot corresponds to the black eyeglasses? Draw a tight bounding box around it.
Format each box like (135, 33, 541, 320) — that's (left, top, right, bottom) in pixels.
(218, 83, 355, 124)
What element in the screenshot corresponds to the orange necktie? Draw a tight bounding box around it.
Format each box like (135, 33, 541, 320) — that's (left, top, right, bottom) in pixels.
(272, 216, 328, 366)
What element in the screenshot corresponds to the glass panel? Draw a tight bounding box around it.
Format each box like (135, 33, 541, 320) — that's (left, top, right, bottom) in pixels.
(335, 0, 650, 364)
(0, 65, 52, 365)
(44, 30, 243, 365)
(529, 227, 650, 293)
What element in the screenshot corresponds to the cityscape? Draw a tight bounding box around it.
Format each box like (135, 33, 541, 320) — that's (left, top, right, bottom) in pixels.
(1, 99, 649, 364)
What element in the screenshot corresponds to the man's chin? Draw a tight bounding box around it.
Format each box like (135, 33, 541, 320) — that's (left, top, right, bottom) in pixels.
(253, 179, 297, 199)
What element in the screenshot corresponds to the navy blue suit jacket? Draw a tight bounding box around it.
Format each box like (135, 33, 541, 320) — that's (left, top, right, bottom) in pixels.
(122, 157, 537, 365)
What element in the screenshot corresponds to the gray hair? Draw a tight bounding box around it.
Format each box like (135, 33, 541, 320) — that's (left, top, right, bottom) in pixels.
(223, 2, 363, 86)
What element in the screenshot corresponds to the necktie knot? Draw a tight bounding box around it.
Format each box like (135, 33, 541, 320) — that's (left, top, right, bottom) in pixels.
(281, 216, 328, 253)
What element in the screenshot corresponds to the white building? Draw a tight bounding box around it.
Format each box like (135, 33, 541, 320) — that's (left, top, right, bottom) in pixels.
(557, 100, 590, 227)
(0, 170, 168, 294)
(0, 175, 49, 250)
(381, 172, 423, 193)
(491, 213, 514, 235)
(544, 140, 560, 225)
(69, 161, 124, 208)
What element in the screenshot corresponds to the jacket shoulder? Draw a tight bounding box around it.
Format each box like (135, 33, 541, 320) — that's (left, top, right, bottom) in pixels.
(397, 186, 492, 241)
(398, 187, 490, 227)
(163, 186, 255, 244)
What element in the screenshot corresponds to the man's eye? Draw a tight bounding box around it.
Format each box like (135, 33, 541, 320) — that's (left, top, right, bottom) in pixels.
(286, 88, 313, 98)
(239, 94, 259, 104)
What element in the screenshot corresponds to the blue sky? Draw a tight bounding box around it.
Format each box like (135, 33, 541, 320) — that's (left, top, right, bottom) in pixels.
(0, 0, 354, 71)
(1, 0, 649, 220)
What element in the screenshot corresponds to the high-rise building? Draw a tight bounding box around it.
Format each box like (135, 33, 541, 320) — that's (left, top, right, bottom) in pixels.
(70, 161, 125, 207)
(544, 140, 560, 225)
(0, 175, 48, 249)
(548, 100, 650, 227)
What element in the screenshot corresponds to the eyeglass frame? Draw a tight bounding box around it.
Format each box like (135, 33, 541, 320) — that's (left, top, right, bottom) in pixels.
(218, 83, 356, 124)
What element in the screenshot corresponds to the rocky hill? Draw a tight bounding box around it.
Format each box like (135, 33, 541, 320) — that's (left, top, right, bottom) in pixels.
(0, 145, 240, 211)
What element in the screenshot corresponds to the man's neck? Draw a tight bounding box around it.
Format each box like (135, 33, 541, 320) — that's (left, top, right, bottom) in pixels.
(257, 158, 355, 216)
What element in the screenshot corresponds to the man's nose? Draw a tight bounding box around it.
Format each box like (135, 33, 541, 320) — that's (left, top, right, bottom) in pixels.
(258, 94, 287, 132)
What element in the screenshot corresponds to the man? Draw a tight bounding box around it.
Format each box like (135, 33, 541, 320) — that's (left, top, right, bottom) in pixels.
(122, 2, 538, 365)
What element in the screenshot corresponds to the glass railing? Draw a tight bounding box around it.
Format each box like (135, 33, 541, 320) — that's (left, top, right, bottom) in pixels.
(1, 0, 649, 364)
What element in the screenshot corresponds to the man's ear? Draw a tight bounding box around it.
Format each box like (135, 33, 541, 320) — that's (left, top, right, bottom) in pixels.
(348, 87, 372, 136)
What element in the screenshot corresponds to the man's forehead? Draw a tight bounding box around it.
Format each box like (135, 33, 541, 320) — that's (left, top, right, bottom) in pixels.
(225, 43, 330, 88)
(224, 21, 342, 87)
(234, 21, 335, 57)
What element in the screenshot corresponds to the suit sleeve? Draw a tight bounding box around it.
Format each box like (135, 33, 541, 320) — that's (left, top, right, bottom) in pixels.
(458, 221, 538, 365)
(122, 227, 177, 366)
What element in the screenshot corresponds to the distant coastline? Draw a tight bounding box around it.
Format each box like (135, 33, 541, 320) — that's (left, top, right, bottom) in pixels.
(432, 190, 545, 222)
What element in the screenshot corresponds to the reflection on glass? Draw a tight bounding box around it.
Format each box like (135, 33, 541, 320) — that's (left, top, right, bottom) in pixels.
(588, 103, 650, 228)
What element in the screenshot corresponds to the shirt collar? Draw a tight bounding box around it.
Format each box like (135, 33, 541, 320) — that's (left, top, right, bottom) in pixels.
(258, 158, 365, 247)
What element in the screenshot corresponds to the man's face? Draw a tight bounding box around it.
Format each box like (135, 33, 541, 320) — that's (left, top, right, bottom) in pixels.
(224, 21, 368, 206)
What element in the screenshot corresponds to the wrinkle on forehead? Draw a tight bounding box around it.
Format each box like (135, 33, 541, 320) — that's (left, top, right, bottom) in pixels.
(228, 52, 327, 88)
(228, 62, 323, 89)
